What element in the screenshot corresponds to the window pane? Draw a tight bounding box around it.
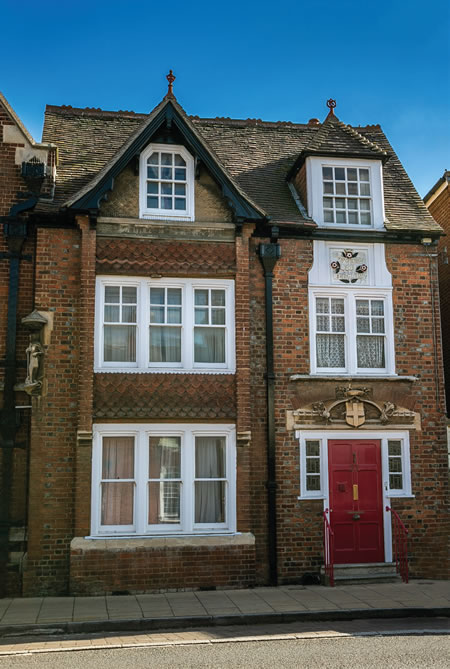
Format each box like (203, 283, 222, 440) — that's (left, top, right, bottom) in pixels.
(195, 436, 226, 478)
(147, 196, 158, 208)
(102, 436, 134, 478)
(324, 182, 333, 194)
(148, 152, 158, 165)
(195, 308, 209, 325)
(356, 300, 369, 315)
(149, 437, 181, 478)
(317, 334, 345, 367)
(161, 153, 172, 165)
(316, 298, 330, 314)
(175, 154, 186, 166)
(167, 307, 182, 324)
(357, 335, 385, 368)
(148, 482, 180, 524)
(104, 305, 120, 322)
(195, 289, 209, 306)
(306, 441, 320, 457)
(371, 301, 384, 316)
(335, 182, 346, 195)
(360, 199, 370, 211)
(175, 183, 186, 195)
(161, 182, 172, 195)
(336, 211, 346, 223)
(306, 458, 320, 474)
(322, 167, 333, 179)
(167, 288, 182, 305)
(347, 168, 357, 181)
(147, 182, 158, 194)
(359, 168, 370, 181)
(174, 168, 187, 180)
(317, 315, 330, 331)
(388, 441, 402, 456)
(348, 182, 358, 195)
(324, 210, 334, 223)
(105, 286, 120, 303)
(331, 299, 344, 314)
(389, 458, 402, 472)
(360, 183, 371, 196)
(360, 212, 371, 225)
(335, 168, 345, 180)
(306, 476, 321, 491)
(211, 290, 225, 306)
(348, 198, 357, 210)
(194, 328, 225, 363)
(147, 166, 158, 179)
(101, 482, 134, 525)
(161, 197, 173, 209)
(150, 306, 164, 323)
(150, 287, 165, 305)
(372, 318, 385, 333)
(348, 212, 358, 224)
(335, 198, 345, 209)
(174, 198, 186, 210)
(332, 316, 345, 332)
(161, 167, 172, 179)
(122, 305, 136, 323)
(150, 327, 181, 362)
(389, 474, 403, 489)
(195, 482, 225, 523)
(323, 197, 333, 208)
(211, 308, 225, 325)
(357, 318, 370, 333)
(104, 325, 136, 362)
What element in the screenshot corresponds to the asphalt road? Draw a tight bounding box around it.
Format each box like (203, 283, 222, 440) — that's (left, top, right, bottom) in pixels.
(1, 634, 449, 669)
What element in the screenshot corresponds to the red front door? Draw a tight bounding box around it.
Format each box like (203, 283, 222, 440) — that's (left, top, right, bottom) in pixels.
(328, 439, 384, 564)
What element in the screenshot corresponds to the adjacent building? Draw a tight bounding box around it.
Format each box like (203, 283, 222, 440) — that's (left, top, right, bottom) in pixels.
(0, 79, 448, 596)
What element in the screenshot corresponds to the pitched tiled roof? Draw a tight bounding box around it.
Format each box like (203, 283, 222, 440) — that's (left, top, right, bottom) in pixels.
(40, 101, 441, 232)
(96, 238, 235, 275)
(94, 373, 236, 419)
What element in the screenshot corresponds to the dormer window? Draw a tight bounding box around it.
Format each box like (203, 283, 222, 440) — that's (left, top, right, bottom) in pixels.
(305, 157, 385, 229)
(139, 144, 194, 221)
(322, 166, 372, 226)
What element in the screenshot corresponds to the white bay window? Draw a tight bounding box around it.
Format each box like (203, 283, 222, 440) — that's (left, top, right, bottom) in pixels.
(95, 277, 235, 372)
(92, 424, 236, 536)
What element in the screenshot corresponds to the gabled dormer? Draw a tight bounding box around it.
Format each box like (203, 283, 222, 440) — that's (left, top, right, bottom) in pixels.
(287, 100, 390, 230)
(64, 74, 266, 226)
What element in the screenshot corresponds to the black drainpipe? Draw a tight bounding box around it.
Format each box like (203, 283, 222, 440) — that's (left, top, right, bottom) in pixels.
(0, 197, 35, 597)
(258, 228, 281, 586)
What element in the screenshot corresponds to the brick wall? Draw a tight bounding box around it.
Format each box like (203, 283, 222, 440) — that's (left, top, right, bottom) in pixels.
(70, 538, 256, 595)
(23, 226, 81, 596)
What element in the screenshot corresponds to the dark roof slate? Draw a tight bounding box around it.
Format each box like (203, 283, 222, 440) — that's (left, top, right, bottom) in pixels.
(40, 102, 441, 233)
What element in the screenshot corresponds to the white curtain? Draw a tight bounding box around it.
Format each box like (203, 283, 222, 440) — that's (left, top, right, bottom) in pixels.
(101, 437, 134, 525)
(104, 325, 136, 362)
(316, 334, 345, 368)
(195, 437, 225, 523)
(194, 328, 225, 363)
(149, 327, 181, 363)
(357, 335, 384, 368)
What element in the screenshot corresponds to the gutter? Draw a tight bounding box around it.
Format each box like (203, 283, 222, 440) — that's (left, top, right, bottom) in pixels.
(258, 230, 281, 585)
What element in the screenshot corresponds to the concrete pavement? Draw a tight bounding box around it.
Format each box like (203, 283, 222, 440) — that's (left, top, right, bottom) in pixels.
(0, 580, 448, 638)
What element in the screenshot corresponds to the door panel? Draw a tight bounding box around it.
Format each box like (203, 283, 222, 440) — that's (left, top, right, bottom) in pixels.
(329, 439, 384, 564)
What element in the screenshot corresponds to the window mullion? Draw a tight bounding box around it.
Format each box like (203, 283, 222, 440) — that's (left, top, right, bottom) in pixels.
(185, 285, 193, 370)
(183, 431, 193, 532)
(347, 295, 356, 374)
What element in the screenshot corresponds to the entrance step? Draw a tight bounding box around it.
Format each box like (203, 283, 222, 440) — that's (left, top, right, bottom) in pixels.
(321, 562, 401, 586)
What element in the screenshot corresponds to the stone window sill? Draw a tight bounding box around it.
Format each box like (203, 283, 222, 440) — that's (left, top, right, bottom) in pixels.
(72, 533, 254, 552)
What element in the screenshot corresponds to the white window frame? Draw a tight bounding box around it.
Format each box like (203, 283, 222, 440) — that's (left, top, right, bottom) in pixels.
(91, 423, 236, 537)
(305, 156, 385, 229)
(309, 286, 395, 376)
(95, 276, 235, 373)
(139, 143, 195, 221)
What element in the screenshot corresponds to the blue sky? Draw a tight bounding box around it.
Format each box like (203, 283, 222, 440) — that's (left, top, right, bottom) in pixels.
(2, 0, 449, 196)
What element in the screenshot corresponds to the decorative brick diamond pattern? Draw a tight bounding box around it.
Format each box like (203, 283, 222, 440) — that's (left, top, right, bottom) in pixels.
(96, 238, 235, 275)
(94, 373, 236, 419)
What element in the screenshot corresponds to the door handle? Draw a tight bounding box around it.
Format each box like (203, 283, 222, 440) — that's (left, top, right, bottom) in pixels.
(353, 514, 361, 520)
(353, 484, 359, 501)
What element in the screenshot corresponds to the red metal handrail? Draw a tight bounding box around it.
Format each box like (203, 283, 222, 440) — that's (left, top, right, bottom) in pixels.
(323, 508, 335, 587)
(386, 506, 409, 583)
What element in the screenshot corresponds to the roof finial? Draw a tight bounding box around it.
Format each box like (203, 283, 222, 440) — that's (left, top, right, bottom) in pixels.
(326, 98, 336, 116)
(166, 70, 176, 98)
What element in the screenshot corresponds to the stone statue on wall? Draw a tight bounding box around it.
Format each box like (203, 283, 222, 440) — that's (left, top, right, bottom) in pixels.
(24, 332, 44, 393)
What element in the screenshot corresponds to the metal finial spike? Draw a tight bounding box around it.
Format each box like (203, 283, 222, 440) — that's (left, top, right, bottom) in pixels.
(166, 70, 176, 97)
(326, 99, 337, 115)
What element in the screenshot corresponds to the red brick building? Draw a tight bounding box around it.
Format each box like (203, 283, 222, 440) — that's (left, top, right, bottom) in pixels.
(1, 82, 448, 596)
